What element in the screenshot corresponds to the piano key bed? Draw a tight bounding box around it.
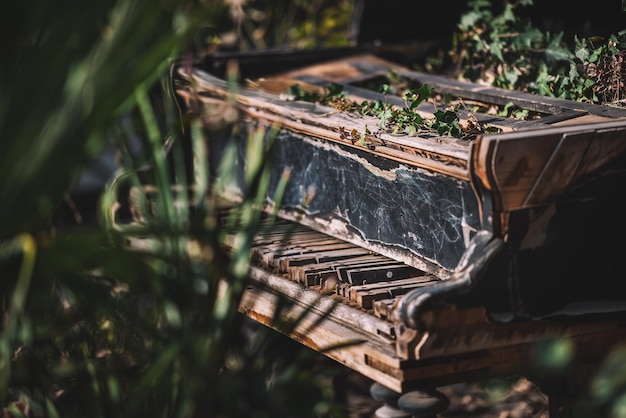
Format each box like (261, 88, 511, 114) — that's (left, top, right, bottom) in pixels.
(226, 216, 626, 399)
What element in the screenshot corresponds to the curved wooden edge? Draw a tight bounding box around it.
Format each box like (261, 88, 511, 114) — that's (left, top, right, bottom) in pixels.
(471, 120, 626, 233)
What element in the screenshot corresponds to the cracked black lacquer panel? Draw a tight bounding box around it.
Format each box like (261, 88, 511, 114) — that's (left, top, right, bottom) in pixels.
(210, 127, 480, 272)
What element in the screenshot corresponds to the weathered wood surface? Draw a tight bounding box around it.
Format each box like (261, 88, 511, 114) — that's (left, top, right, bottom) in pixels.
(177, 59, 473, 180)
(178, 51, 626, 392)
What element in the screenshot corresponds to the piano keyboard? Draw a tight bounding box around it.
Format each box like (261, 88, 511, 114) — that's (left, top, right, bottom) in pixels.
(241, 217, 440, 320)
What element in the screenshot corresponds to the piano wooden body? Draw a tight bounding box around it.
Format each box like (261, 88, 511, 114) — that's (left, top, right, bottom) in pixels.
(173, 48, 626, 411)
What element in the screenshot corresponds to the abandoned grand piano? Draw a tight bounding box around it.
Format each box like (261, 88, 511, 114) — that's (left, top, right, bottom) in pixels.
(171, 48, 626, 416)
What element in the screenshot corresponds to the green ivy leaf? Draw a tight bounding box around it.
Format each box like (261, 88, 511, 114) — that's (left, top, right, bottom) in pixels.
(327, 83, 344, 98)
(516, 26, 543, 49)
(504, 69, 519, 87)
(545, 33, 572, 62)
(488, 36, 504, 62)
(568, 62, 580, 80)
(404, 125, 417, 136)
(588, 46, 604, 63)
(501, 3, 515, 21)
(459, 10, 483, 31)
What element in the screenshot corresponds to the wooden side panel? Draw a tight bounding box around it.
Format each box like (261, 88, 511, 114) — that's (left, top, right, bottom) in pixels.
(523, 130, 594, 205)
(489, 133, 562, 211)
(578, 125, 626, 176)
(473, 121, 626, 215)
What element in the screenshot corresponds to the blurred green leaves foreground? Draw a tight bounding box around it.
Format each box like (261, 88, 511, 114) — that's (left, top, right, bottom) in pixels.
(0, 1, 344, 417)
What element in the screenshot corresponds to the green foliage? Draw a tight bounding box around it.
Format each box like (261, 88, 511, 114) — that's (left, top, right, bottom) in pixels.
(292, 81, 496, 140)
(451, 0, 573, 91)
(575, 33, 626, 106)
(446, 0, 626, 106)
(0, 0, 225, 238)
(1, 1, 346, 417)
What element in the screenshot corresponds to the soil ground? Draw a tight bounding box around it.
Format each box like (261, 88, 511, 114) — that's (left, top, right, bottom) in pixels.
(340, 371, 550, 418)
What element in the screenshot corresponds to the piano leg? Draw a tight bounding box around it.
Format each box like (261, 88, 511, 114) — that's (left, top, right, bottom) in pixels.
(370, 382, 450, 418)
